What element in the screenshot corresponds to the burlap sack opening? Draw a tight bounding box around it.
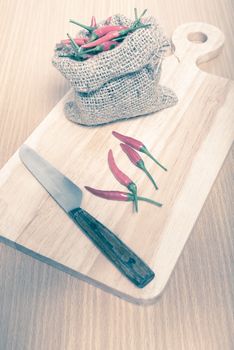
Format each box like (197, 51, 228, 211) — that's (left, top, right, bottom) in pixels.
(52, 14, 178, 126)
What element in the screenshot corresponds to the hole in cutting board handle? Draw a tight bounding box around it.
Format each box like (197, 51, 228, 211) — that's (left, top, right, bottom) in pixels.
(187, 32, 208, 44)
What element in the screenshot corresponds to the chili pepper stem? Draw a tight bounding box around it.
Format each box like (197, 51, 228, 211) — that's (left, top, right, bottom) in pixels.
(134, 8, 138, 21)
(66, 33, 80, 55)
(127, 183, 138, 212)
(133, 9, 148, 28)
(69, 19, 95, 32)
(141, 146, 168, 171)
(80, 46, 101, 54)
(137, 161, 158, 190)
(137, 196, 162, 207)
(139, 8, 148, 19)
(134, 194, 138, 212)
(125, 23, 150, 34)
(118, 23, 151, 38)
(112, 36, 126, 42)
(143, 167, 158, 190)
(88, 32, 99, 42)
(127, 182, 137, 194)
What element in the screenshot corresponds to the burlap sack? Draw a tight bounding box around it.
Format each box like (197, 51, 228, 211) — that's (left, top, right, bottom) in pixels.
(52, 14, 178, 126)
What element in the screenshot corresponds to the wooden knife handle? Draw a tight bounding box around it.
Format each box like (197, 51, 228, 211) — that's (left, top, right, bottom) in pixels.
(68, 207, 155, 288)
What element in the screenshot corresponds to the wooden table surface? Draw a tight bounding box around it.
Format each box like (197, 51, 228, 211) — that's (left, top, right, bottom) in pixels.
(0, 1, 233, 349)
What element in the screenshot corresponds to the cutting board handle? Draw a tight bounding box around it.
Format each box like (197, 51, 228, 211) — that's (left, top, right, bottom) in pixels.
(172, 22, 225, 66)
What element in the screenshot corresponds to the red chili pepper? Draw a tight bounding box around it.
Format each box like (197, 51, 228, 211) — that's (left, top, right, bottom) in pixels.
(66, 33, 93, 61)
(61, 37, 88, 46)
(120, 143, 159, 190)
(88, 25, 128, 43)
(82, 23, 150, 49)
(108, 150, 136, 189)
(82, 31, 119, 48)
(113, 131, 143, 149)
(90, 15, 97, 27)
(85, 187, 130, 201)
(108, 150, 138, 211)
(93, 25, 128, 38)
(120, 143, 141, 164)
(105, 16, 112, 24)
(85, 187, 162, 208)
(112, 131, 167, 171)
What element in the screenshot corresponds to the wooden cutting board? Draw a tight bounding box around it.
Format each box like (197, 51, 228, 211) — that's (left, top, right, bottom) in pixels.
(0, 22, 233, 305)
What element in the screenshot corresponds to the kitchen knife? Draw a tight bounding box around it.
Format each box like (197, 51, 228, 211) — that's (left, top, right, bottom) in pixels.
(19, 145, 155, 288)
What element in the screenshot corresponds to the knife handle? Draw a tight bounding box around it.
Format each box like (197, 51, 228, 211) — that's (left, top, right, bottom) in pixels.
(68, 207, 155, 288)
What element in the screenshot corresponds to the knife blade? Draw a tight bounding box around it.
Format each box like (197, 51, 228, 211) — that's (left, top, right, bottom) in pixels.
(19, 145, 155, 288)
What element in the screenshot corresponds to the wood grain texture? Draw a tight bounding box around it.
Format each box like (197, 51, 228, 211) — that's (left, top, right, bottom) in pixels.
(0, 20, 233, 303)
(0, 0, 233, 348)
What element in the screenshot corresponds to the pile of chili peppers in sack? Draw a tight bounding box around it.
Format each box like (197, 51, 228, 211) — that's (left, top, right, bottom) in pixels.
(55, 9, 151, 61)
(85, 131, 167, 213)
